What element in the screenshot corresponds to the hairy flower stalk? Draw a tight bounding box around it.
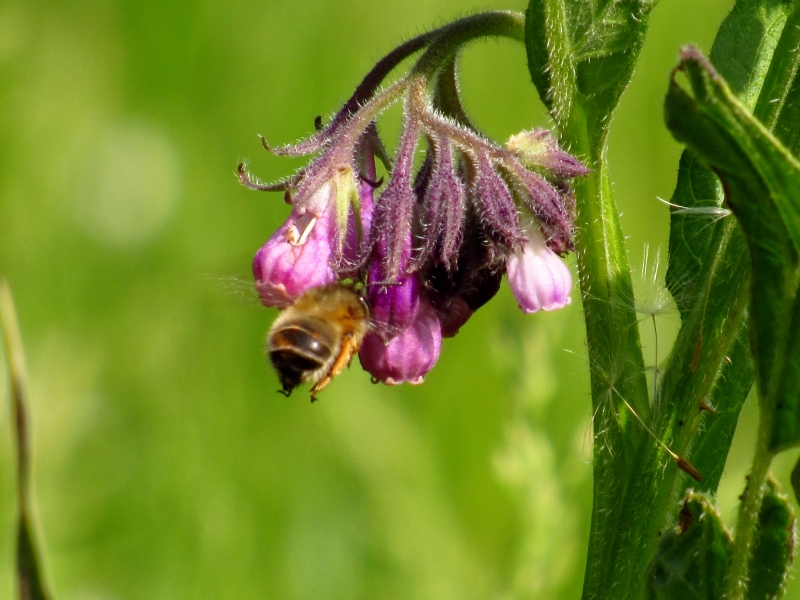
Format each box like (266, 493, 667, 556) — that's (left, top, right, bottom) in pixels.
(241, 11, 588, 389)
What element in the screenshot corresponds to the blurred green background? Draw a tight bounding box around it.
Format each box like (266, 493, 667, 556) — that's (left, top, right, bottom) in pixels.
(1, 0, 799, 598)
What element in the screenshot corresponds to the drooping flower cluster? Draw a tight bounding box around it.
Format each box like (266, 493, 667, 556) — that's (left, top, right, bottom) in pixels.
(241, 17, 588, 388)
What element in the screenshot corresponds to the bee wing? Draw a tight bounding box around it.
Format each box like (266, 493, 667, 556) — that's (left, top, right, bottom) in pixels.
(205, 275, 263, 308)
(365, 315, 410, 341)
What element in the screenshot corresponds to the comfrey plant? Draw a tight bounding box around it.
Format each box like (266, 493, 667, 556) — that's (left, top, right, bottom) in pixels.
(242, 13, 585, 388)
(241, 2, 800, 599)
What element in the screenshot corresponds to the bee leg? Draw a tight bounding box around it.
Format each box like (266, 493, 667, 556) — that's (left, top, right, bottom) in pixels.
(309, 333, 359, 398)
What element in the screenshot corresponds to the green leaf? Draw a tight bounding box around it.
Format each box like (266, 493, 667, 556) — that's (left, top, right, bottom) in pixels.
(713, 0, 794, 109)
(525, 0, 657, 145)
(665, 0, 791, 314)
(661, 0, 800, 511)
(754, 2, 800, 143)
(646, 493, 732, 600)
(660, 1, 800, 521)
(646, 484, 795, 600)
(664, 150, 728, 317)
(665, 47, 800, 452)
(746, 478, 795, 600)
(678, 332, 753, 493)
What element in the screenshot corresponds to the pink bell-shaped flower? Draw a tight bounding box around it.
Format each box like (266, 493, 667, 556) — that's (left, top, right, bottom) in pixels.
(359, 299, 442, 385)
(252, 183, 338, 308)
(506, 226, 572, 313)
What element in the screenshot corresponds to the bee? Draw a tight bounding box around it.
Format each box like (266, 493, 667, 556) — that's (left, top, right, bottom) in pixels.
(267, 283, 370, 401)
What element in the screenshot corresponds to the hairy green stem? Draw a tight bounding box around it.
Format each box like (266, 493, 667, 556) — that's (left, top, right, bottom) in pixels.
(563, 100, 651, 600)
(725, 414, 774, 600)
(564, 99, 649, 425)
(410, 11, 525, 79)
(343, 11, 526, 163)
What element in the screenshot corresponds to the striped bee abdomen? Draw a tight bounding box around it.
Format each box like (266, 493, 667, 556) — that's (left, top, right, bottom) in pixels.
(268, 317, 338, 395)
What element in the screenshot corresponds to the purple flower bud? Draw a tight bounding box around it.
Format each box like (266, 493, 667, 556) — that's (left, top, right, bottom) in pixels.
(253, 183, 337, 307)
(428, 267, 503, 337)
(359, 299, 442, 385)
(501, 160, 575, 255)
(367, 237, 421, 341)
(431, 293, 471, 338)
(369, 117, 420, 277)
(417, 136, 466, 271)
(506, 226, 572, 313)
(471, 153, 525, 250)
(506, 129, 591, 179)
(365, 119, 422, 339)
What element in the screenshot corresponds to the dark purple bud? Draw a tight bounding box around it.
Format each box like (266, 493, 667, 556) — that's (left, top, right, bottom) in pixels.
(364, 125, 421, 340)
(506, 129, 591, 179)
(501, 160, 574, 254)
(426, 264, 503, 338)
(368, 118, 420, 281)
(417, 136, 466, 270)
(359, 298, 442, 385)
(413, 149, 435, 198)
(431, 293, 471, 338)
(558, 184, 577, 222)
(506, 226, 572, 313)
(461, 268, 503, 312)
(367, 233, 420, 341)
(537, 219, 574, 256)
(471, 154, 525, 250)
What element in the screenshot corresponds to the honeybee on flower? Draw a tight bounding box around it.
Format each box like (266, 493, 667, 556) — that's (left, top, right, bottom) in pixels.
(239, 11, 589, 400)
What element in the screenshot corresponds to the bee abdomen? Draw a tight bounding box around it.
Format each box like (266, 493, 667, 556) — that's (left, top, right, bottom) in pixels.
(269, 350, 321, 393)
(268, 319, 337, 393)
(269, 321, 335, 360)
